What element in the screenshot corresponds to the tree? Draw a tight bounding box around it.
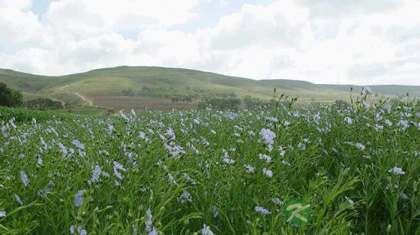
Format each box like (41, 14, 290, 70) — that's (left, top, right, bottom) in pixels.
(243, 95, 267, 109)
(0, 82, 23, 107)
(25, 98, 64, 110)
(333, 99, 350, 109)
(199, 97, 242, 111)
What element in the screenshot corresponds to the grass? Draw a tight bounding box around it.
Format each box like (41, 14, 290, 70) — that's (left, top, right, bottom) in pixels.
(0, 106, 105, 123)
(59, 107, 106, 116)
(2, 66, 420, 110)
(88, 94, 198, 111)
(0, 94, 419, 234)
(0, 106, 74, 123)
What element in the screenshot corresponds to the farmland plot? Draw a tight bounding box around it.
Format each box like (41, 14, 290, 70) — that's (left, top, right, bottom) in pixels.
(0, 100, 419, 234)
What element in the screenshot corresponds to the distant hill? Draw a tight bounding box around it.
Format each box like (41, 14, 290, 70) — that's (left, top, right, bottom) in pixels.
(0, 66, 418, 110)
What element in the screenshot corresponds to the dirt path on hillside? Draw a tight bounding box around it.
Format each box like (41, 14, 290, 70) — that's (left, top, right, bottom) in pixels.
(61, 85, 94, 107)
(75, 92, 93, 106)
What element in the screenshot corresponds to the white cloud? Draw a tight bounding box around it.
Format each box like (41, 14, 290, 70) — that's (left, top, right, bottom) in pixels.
(0, 8, 46, 46)
(0, 48, 52, 74)
(46, 0, 203, 31)
(208, 2, 307, 50)
(1, 0, 420, 85)
(295, 0, 403, 18)
(0, 0, 32, 10)
(57, 34, 134, 69)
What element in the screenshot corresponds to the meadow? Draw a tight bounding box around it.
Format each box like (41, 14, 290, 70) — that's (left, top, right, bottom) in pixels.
(0, 95, 419, 234)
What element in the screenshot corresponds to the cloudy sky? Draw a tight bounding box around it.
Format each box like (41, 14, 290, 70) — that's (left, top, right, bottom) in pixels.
(1, 0, 420, 85)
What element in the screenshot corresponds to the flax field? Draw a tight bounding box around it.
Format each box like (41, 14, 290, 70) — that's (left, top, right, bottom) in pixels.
(0, 95, 419, 234)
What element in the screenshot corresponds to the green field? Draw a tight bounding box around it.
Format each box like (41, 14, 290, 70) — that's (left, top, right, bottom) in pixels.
(1, 66, 419, 110)
(0, 95, 419, 234)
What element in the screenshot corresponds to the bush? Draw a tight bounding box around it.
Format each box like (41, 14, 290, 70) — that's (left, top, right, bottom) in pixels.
(25, 98, 64, 110)
(243, 95, 269, 109)
(0, 106, 72, 123)
(0, 82, 23, 107)
(200, 97, 242, 111)
(333, 99, 351, 109)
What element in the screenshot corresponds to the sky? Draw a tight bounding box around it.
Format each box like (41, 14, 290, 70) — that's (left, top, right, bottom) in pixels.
(0, 0, 420, 85)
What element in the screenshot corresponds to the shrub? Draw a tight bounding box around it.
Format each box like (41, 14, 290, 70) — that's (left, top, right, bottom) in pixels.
(0, 82, 23, 107)
(25, 98, 64, 110)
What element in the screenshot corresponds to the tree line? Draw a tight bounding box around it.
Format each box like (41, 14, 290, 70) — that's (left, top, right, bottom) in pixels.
(0, 82, 64, 110)
(0, 82, 23, 107)
(122, 86, 237, 103)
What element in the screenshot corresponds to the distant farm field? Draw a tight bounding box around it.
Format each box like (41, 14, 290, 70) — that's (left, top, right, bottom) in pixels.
(88, 92, 198, 110)
(0, 97, 419, 234)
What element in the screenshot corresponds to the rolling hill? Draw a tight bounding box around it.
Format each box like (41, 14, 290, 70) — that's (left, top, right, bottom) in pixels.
(0, 66, 418, 110)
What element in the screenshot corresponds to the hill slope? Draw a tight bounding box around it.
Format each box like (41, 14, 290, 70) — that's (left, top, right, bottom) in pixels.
(0, 66, 418, 110)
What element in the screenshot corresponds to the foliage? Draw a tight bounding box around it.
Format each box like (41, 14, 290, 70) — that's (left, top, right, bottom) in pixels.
(243, 95, 269, 109)
(198, 97, 242, 111)
(0, 82, 23, 107)
(4, 67, 420, 110)
(332, 99, 351, 109)
(0, 96, 419, 234)
(25, 98, 64, 111)
(0, 106, 73, 123)
(122, 86, 237, 105)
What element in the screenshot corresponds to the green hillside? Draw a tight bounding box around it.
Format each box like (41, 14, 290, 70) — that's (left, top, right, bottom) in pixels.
(0, 66, 418, 110)
(0, 69, 52, 93)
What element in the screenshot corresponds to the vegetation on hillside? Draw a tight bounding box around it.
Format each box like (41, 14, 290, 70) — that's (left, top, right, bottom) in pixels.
(122, 86, 236, 103)
(1, 66, 420, 110)
(243, 95, 270, 109)
(0, 106, 73, 123)
(0, 82, 23, 107)
(24, 98, 65, 111)
(198, 97, 242, 111)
